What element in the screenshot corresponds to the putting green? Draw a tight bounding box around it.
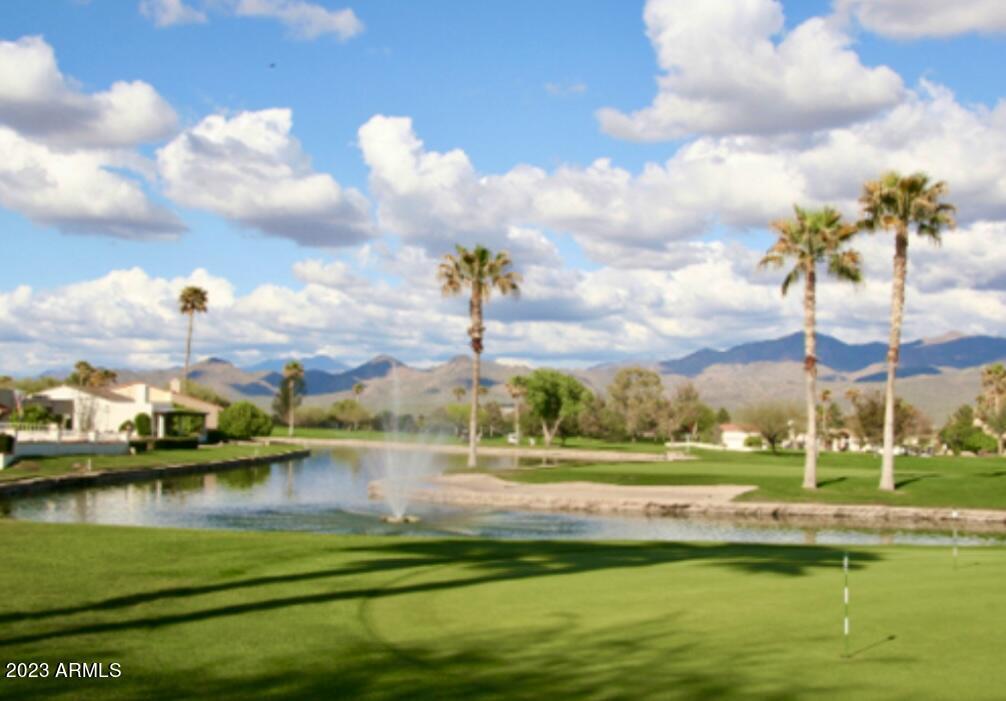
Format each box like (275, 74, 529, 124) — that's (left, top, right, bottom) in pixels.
(0, 521, 1004, 699)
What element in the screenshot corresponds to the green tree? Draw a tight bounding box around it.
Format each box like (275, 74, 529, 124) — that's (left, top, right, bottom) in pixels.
(483, 401, 506, 438)
(858, 172, 956, 490)
(667, 382, 714, 440)
(521, 369, 590, 447)
(976, 363, 1006, 455)
(329, 399, 370, 431)
(715, 407, 731, 424)
(352, 382, 365, 399)
(846, 389, 925, 449)
(178, 286, 209, 393)
(740, 402, 801, 453)
(273, 361, 305, 437)
(219, 402, 272, 440)
(578, 395, 624, 440)
(759, 205, 861, 489)
(607, 367, 668, 441)
(438, 244, 521, 467)
(452, 386, 467, 402)
(66, 361, 117, 388)
(940, 405, 997, 455)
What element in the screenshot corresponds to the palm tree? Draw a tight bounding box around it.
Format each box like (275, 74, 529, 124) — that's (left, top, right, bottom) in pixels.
(282, 361, 305, 438)
(505, 375, 527, 445)
(820, 389, 832, 451)
(859, 172, 955, 490)
(438, 245, 521, 467)
(352, 382, 365, 399)
(759, 206, 861, 489)
(452, 386, 466, 402)
(178, 286, 209, 393)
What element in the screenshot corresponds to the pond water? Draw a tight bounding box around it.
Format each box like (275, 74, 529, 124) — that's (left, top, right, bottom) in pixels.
(2, 448, 1003, 547)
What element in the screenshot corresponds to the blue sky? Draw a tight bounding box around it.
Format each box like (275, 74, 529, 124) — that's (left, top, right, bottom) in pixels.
(1, 0, 1005, 372)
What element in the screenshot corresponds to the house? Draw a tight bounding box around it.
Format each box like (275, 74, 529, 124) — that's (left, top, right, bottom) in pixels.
(719, 423, 761, 451)
(33, 381, 222, 438)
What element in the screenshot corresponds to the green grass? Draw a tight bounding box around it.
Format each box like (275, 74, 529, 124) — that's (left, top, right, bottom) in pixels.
(0, 444, 295, 483)
(0, 521, 1003, 699)
(491, 448, 1006, 510)
(271, 427, 667, 453)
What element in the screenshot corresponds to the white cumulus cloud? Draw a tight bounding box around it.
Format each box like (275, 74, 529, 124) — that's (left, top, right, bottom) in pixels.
(597, 0, 904, 140)
(139, 0, 207, 27)
(157, 109, 375, 247)
(837, 0, 1006, 38)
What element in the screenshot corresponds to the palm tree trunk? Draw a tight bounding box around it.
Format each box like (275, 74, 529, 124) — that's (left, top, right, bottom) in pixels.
(803, 266, 818, 490)
(514, 400, 521, 445)
(469, 351, 480, 467)
(467, 291, 483, 468)
(881, 229, 908, 491)
(288, 390, 294, 438)
(183, 311, 194, 392)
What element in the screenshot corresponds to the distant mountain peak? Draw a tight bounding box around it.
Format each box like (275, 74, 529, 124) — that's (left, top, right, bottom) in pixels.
(364, 354, 403, 366)
(921, 331, 966, 346)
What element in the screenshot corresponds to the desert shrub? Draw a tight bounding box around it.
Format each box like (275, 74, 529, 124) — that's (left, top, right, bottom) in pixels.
(219, 402, 273, 440)
(134, 412, 152, 437)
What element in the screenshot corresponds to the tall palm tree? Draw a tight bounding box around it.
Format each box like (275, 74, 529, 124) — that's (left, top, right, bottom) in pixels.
(820, 389, 832, 451)
(352, 382, 365, 399)
(438, 245, 521, 467)
(282, 361, 305, 438)
(759, 206, 861, 489)
(178, 286, 209, 393)
(452, 386, 466, 402)
(859, 172, 955, 490)
(505, 375, 527, 444)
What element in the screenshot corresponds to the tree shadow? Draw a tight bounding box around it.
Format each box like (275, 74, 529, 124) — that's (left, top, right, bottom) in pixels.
(894, 473, 939, 489)
(0, 539, 879, 648)
(0, 618, 849, 701)
(817, 477, 848, 487)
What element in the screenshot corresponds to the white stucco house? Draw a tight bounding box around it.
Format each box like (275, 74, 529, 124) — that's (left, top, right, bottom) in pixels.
(32, 382, 220, 437)
(719, 423, 761, 451)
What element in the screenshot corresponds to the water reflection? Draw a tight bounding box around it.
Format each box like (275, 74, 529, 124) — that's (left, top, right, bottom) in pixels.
(2, 449, 1003, 547)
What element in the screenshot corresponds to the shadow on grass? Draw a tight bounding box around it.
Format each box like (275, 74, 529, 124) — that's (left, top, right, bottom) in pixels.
(1, 618, 849, 701)
(817, 477, 848, 487)
(0, 539, 879, 648)
(894, 473, 940, 489)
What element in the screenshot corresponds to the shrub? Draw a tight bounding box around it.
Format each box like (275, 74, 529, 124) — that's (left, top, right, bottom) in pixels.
(152, 438, 199, 450)
(119, 420, 135, 432)
(204, 429, 226, 445)
(0, 434, 15, 453)
(129, 440, 149, 453)
(134, 412, 152, 437)
(743, 435, 764, 449)
(219, 402, 273, 440)
(11, 404, 57, 424)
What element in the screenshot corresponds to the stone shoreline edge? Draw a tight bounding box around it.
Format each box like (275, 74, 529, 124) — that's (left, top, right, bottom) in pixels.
(0, 448, 311, 498)
(398, 487, 1006, 533)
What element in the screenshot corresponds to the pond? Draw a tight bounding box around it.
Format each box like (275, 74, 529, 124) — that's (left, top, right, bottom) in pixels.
(2, 448, 1002, 547)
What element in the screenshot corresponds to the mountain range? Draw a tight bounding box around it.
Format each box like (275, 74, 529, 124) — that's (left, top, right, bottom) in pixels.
(66, 331, 1006, 424)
